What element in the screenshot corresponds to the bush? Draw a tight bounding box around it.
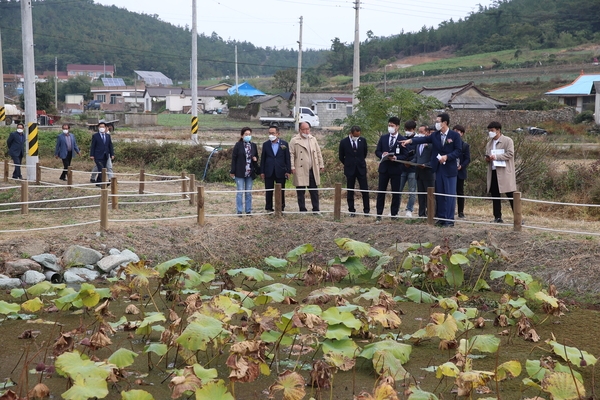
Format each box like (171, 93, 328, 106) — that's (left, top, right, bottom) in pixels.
(574, 110, 595, 124)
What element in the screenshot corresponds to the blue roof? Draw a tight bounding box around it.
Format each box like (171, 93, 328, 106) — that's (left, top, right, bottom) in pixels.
(545, 74, 600, 96)
(227, 82, 266, 97)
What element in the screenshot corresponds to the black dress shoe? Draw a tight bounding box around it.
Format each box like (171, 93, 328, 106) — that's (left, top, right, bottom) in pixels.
(493, 218, 504, 223)
(59, 177, 67, 181)
(458, 213, 465, 218)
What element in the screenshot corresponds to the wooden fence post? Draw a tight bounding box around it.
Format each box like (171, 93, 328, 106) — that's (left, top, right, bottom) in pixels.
(67, 166, 73, 189)
(35, 162, 41, 185)
(111, 177, 118, 210)
(139, 168, 145, 194)
(100, 189, 108, 231)
(21, 180, 28, 215)
(274, 184, 282, 218)
(197, 186, 205, 225)
(427, 187, 435, 226)
(333, 183, 342, 221)
(189, 174, 196, 205)
(181, 172, 187, 199)
(513, 191, 522, 232)
(3, 159, 8, 182)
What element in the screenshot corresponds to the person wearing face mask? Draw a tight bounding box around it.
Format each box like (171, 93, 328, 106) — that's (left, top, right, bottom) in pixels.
(485, 121, 516, 223)
(230, 127, 259, 215)
(55, 124, 81, 181)
(398, 120, 417, 218)
(374, 116, 410, 222)
(289, 122, 324, 213)
(90, 122, 115, 187)
(90, 124, 114, 183)
(452, 125, 471, 219)
(400, 113, 462, 227)
(7, 123, 26, 180)
(339, 125, 369, 217)
(260, 125, 291, 213)
(411, 124, 435, 218)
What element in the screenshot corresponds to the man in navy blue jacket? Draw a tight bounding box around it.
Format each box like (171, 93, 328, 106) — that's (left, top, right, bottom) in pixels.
(453, 124, 471, 218)
(89, 121, 114, 187)
(260, 125, 291, 212)
(7, 123, 26, 180)
(55, 123, 81, 181)
(401, 113, 462, 226)
(339, 125, 369, 216)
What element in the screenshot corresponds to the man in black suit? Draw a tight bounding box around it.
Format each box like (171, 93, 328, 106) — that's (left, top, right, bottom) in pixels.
(260, 125, 291, 212)
(453, 125, 471, 218)
(412, 124, 435, 217)
(89, 121, 114, 187)
(6, 123, 26, 180)
(339, 125, 369, 217)
(374, 117, 410, 222)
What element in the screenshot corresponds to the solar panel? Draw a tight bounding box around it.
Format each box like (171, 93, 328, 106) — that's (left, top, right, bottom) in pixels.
(134, 70, 173, 86)
(102, 77, 126, 86)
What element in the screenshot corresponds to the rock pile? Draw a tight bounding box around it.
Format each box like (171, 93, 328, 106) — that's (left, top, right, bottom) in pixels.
(0, 245, 140, 289)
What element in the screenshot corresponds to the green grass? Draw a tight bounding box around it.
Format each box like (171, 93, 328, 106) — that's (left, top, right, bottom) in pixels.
(157, 113, 263, 130)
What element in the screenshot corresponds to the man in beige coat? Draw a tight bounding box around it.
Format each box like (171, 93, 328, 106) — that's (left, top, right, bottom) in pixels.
(290, 122, 325, 212)
(485, 121, 517, 223)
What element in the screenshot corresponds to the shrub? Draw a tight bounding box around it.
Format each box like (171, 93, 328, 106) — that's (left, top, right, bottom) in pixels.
(574, 110, 595, 124)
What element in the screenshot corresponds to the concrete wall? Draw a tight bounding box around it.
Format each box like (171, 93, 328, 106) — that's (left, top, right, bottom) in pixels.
(425, 108, 576, 129)
(105, 112, 158, 127)
(315, 103, 349, 127)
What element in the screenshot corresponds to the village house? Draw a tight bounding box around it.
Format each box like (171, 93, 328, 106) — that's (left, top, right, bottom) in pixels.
(545, 72, 600, 123)
(418, 82, 507, 110)
(67, 64, 114, 79)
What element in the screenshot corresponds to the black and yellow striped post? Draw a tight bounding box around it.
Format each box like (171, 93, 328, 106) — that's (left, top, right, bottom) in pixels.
(0, 106, 5, 123)
(28, 122, 38, 156)
(191, 116, 199, 144)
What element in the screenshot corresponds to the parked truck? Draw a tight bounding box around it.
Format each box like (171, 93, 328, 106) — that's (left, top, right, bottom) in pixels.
(259, 107, 320, 128)
(2, 104, 24, 125)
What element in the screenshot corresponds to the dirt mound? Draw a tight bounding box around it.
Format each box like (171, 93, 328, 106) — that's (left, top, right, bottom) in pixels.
(390, 48, 455, 68)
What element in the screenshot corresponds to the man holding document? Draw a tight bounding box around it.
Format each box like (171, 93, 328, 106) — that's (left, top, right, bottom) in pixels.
(485, 121, 517, 223)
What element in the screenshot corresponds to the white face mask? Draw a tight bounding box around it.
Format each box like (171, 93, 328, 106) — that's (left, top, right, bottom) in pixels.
(17, 129, 24, 133)
(387, 127, 396, 135)
(435, 122, 442, 131)
(268, 135, 277, 142)
(488, 131, 496, 138)
(99, 128, 106, 133)
(63, 130, 69, 134)
(301, 133, 309, 139)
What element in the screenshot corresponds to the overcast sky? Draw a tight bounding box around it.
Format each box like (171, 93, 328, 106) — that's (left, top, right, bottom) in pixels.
(95, 0, 492, 50)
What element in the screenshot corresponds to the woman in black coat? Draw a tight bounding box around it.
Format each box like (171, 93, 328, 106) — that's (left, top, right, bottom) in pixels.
(230, 127, 259, 215)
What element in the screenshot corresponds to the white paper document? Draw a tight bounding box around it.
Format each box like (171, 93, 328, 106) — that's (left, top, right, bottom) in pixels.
(491, 149, 506, 167)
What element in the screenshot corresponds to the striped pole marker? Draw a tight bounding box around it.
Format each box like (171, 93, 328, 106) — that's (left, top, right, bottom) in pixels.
(191, 116, 198, 135)
(28, 122, 38, 156)
(0, 106, 5, 122)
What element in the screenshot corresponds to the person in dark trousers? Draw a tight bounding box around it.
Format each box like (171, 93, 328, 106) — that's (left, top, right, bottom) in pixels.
(339, 125, 370, 217)
(374, 116, 410, 222)
(89, 121, 114, 187)
(485, 121, 517, 223)
(55, 123, 81, 181)
(7, 123, 26, 180)
(398, 120, 417, 217)
(453, 125, 471, 218)
(230, 127, 259, 215)
(260, 125, 291, 213)
(412, 124, 435, 218)
(400, 113, 462, 227)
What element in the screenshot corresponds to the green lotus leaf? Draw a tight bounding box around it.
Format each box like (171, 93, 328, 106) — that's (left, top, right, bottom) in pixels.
(0, 300, 21, 315)
(155, 256, 192, 277)
(108, 316, 128, 330)
(406, 386, 439, 400)
(548, 340, 597, 366)
(260, 330, 293, 345)
(435, 362, 460, 378)
(508, 297, 527, 308)
(195, 380, 234, 400)
(136, 312, 166, 336)
(554, 362, 584, 383)
(372, 350, 410, 381)
(522, 377, 542, 390)
(10, 288, 26, 298)
(535, 291, 558, 307)
(121, 389, 155, 400)
(542, 371, 586, 400)
(183, 264, 216, 289)
(321, 307, 362, 329)
(177, 315, 227, 351)
(336, 255, 367, 278)
(489, 270, 534, 286)
(298, 304, 322, 316)
(322, 338, 358, 358)
(525, 359, 547, 382)
(144, 343, 168, 356)
(78, 283, 101, 308)
(474, 278, 491, 291)
(124, 263, 159, 288)
(449, 254, 469, 265)
(26, 281, 57, 296)
(227, 267, 273, 282)
(511, 304, 535, 319)
(444, 262, 464, 287)
(264, 256, 288, 269)
(285, 243, 314, 262)
(55, 351, 111, 380)
(439, 297, 458, 312)
(325, 324, 353, 340)
(405, 287, 437, 303)
(62, 375, 108, 400)
(335, 238, 372, 257)
(21, 297, 44, 313)
(256, 283, 296, 303)
(355, 287, 388, 303)
(192, 364, 218, 384)
(108, 348, 138, 369)
(360, 340, 412, 363)
(495, 360, 522, 381)
(469, 334, 501, 353)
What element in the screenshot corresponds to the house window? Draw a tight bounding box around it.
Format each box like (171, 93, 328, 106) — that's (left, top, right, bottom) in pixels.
(564, 97, 577, 107)
(327, 103, 337, 110)
(110, 94, 118, 104)
(582, 95, 595, 112)
(97, 94, 106, 102)
(346, 105, 353, 116)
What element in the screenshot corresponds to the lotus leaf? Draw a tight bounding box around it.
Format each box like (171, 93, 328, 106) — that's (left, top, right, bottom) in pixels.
(468, 334, 501, 353)
(121, 389, 155, 400)
(495, 360, 522, 381)
(406, 386, 439, 400)
(435, 362, 460, 378)
(334, 238, 372, 257)
(425, 313, 458, 340)
(405, 287, 437, 303)
(21, 297, 44, 313)
(285, 243, 314, 262)
(144, 343, 168, 356)
(227, 267, 273, 282)
(360, 340, 411, 364)
(155, 256, 192, 277)
(108, 348, 138, 368)
(194, 380, 234, 400)
(62, 375, 108, 400)
(125, 261, 159, 288)
(264, 256, 288, 269)
(541, 371, 586, 400)
(490, 270, 534, 286)
(268, 370, 305, 400)
(192, 364, 218, 384)
(547, 340, 597, 366)
(321, 307, 362, 329)
(0, 301, 23, 315)
(372, 350, 410, 381)
(176, 315, 227, 351)
(444, 262, 464, 287)
(256, 283, 296, 303)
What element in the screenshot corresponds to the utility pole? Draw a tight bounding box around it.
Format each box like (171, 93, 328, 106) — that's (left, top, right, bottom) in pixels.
(234, 44, 239, 108)
(190, 0, 199, 144)
(21, 0, 38, 181)
(294, 16, 303, 132)
(54, 56, 58, 110)
(352, 0, 360, 111)
(0, 30, 5, 125)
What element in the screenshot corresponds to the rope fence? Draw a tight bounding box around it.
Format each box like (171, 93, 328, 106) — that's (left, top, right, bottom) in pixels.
(2, 161, 600, 236)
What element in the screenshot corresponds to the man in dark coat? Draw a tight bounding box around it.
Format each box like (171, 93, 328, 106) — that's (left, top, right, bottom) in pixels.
(6, 123, 26, 180)
(260, 125, 291, 212)
(412, 124, 435, 217)
(453, 125, 471, 218)
(339, 125, 369, 216)
(89, 121, 114, 187)
(55, 123, 81, 181)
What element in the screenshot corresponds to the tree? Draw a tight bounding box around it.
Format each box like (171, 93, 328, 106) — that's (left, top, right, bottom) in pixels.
(19, 81, 56, 112)
(59, 75, 92, 101)
(273, 68, 297, 92)
(220, 94, 250, 109)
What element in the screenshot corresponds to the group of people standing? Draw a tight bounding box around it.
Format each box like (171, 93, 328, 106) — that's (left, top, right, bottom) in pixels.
(229, 112, 516, 224)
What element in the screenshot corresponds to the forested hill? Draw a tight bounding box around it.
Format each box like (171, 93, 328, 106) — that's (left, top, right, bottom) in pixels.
(328, 0, 600, 75)
(0, 0, 326, 80)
